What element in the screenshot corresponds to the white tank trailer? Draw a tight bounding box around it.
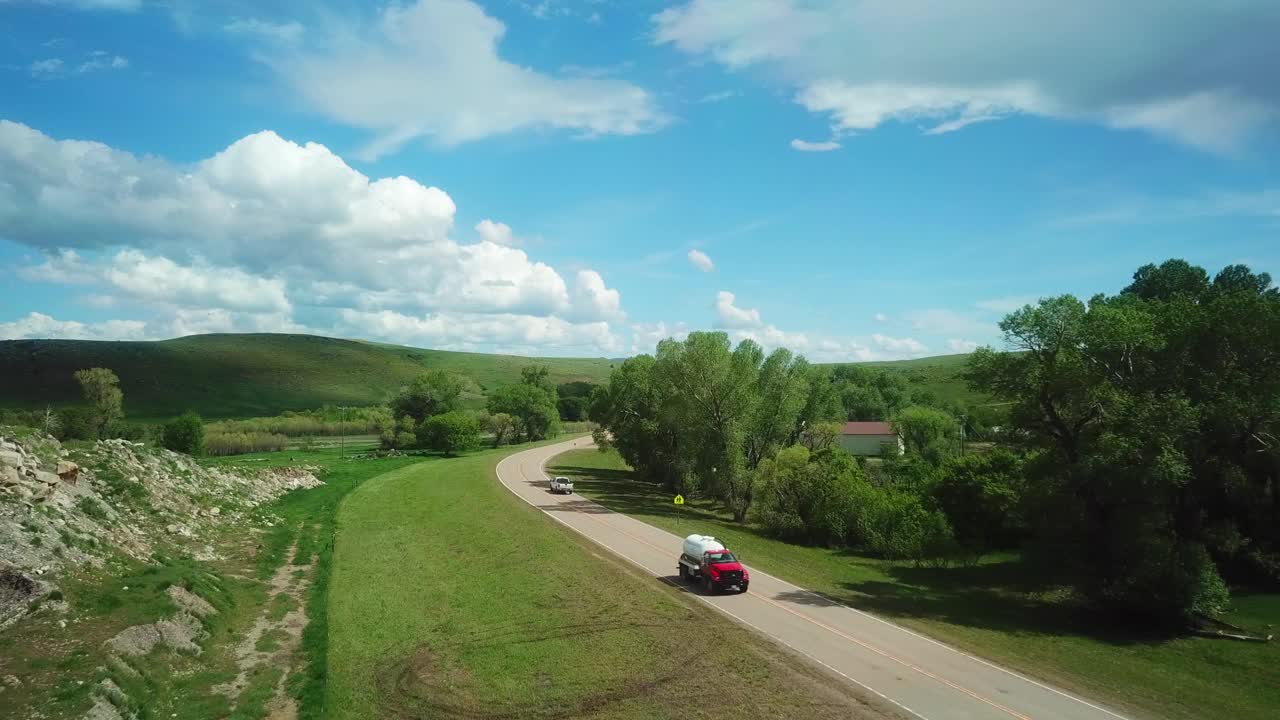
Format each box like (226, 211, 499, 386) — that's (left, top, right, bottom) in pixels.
(682, 534, 725, 559)
(678, 534, 749, 594)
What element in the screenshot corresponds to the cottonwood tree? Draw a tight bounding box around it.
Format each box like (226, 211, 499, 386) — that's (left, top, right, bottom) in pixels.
(488, 367, 560, 442)
(486, 412, 517, 447)
(966, 260, 1280, 622)
(592, 332, 843, 522)
(892, 405, 959, 465)
(74, 367, 123, 439)
(390, 370, 464, 425)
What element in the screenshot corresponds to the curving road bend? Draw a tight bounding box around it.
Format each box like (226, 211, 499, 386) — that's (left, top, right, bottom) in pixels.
(496, 437, 1134, 720)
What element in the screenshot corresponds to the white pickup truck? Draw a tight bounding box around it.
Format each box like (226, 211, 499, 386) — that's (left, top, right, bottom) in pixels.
(549, 476, 574, 494)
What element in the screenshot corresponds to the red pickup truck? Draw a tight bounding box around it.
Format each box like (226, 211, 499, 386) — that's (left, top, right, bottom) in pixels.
(677, 534, 749, 594)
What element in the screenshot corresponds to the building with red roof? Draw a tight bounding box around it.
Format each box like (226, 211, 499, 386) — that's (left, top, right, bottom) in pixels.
(838, 421, 904, 457)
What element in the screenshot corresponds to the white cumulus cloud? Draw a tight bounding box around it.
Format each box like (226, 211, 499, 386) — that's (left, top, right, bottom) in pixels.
(475, 219, 517, 246)
(687, 249, 714, 272)
(0, 312, 148, 341)
(714, 290, 762, 329)
(872, 333, 929, 355)
(270, 0, 669, 157)
(630, 321, 691, 355)
(1, 119, 626, 356)
(947, 339, 980, 353)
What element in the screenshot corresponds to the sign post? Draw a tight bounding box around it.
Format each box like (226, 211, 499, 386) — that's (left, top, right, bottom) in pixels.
(673, 494, 685, 531)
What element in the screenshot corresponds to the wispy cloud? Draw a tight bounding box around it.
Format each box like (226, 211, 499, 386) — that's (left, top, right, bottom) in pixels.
(975, 296, 1038, 313)
(29, 51, 128, 78)
(29, 58, 64, 77)
(790, 138, 841, 152)
(698, 90, 739, 104)
(76, 52, 128, 73)
(224, 18, 304, 44)
(1047, 188, 1280, 228)
(687, 249, 714, 272)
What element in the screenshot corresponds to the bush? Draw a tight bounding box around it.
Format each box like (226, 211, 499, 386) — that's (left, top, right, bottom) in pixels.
(58, 407, 97, 441)
(76, 496, 109, 521)
(1091, 529, 1232, 625)
(105, 421, 151, 442)
(934, 449, 1026, 555)
(204, 431, 288, 456)
(754, 446, 862, 546)
(205, 406, 392, 438)
(161, 412, 205, 455)
(849, 484, 958, 564)
(417, 410, 481, 456)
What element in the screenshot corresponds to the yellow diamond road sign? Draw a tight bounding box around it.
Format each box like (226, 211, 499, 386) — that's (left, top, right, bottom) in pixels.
(673, 494, 685, 505)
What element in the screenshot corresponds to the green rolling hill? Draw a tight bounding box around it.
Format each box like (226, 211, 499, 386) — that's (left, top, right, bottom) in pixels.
(833, 353, 988, 407)
(0, 333, 983, 420)
(0, 334, 618, 420)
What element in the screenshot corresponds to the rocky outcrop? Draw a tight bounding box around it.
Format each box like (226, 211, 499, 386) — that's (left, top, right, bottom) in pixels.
(0, 427, 323, 627)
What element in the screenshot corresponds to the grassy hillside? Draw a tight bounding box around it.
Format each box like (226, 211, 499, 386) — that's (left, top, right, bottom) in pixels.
(824, 353, 988, 407)
(0, 334, 616, 419)
(0, 333, 986, 420)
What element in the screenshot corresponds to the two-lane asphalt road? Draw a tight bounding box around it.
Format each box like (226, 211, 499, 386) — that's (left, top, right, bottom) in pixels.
(496, 437, 1134, 720)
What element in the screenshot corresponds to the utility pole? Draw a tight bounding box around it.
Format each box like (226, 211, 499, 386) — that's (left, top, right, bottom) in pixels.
(339, 405, 349, 459)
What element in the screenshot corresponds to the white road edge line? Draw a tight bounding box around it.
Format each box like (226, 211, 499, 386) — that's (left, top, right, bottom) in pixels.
(496, 447, 929, 720)
(529, 439, 1133, 720)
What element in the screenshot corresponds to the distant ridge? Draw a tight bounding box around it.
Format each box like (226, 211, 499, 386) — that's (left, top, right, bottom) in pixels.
(0, 333, 978, 419)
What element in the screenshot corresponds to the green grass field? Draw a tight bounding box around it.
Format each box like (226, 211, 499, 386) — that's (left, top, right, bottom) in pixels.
(553, 447, 1280, 720)
(324, 442, 893, 720)
(201, 439, 424, 718)
(0, 334, 618, 419)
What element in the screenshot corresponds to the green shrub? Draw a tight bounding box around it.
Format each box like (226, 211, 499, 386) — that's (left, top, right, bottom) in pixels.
(161, 411, 205, 455)
(417, 410, 481, 456)
(204, 431, 288, 456)
(934, 449, 1026, 555)
(76, 496, 109, 521)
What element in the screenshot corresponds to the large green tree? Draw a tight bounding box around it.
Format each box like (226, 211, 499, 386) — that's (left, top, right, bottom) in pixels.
(591, 333, 842, 521)
(967, 259, 1280, 623)
(588, 355, 687, 490)
(655, 332, 764, 521)
(390, 370, 464, 425)
(892, 405, 960, 464)
(488, 368, 560, 442)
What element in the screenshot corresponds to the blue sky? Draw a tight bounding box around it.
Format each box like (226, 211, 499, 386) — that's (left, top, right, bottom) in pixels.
(1, 0, 1278, 360)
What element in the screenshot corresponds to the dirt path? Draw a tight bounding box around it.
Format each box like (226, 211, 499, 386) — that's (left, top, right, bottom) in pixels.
(214, 541, 313, 719)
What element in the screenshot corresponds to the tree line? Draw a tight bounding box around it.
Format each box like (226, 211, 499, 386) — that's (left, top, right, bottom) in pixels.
(589, 259, 1280, 627)
(378, 365, 573, 455)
